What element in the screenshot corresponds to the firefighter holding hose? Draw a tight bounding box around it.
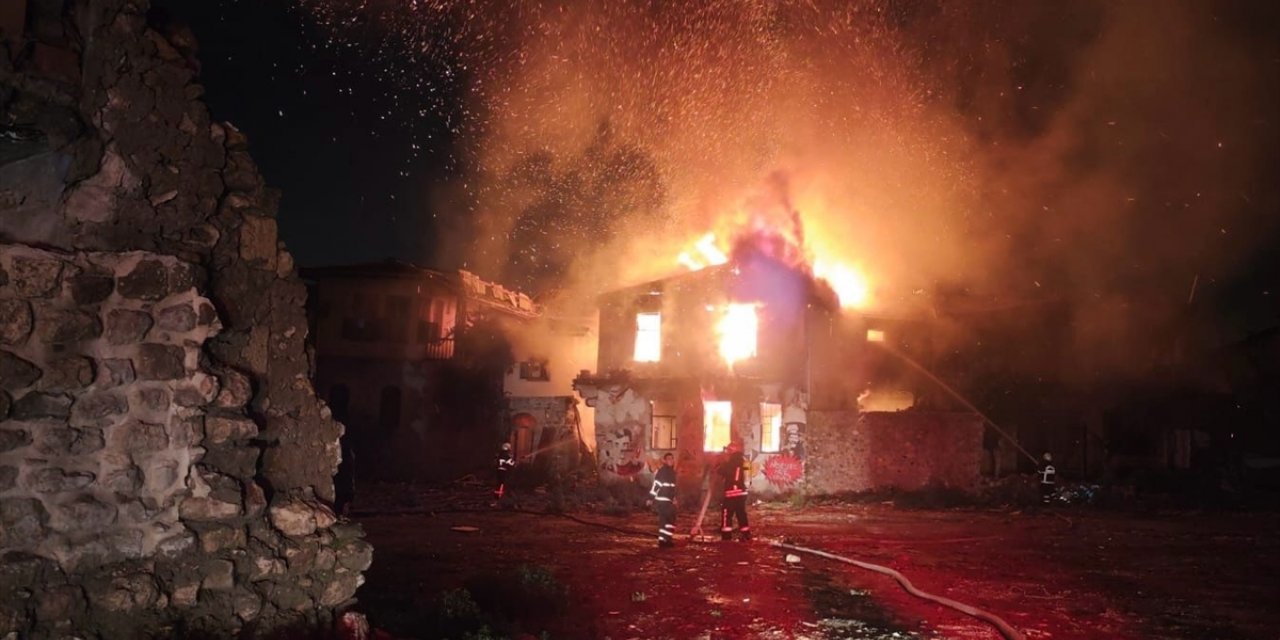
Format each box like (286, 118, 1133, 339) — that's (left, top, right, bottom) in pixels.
(719, 442, 752, 541)
(649, 452, 678, 548)
(493, 442, 516, 506)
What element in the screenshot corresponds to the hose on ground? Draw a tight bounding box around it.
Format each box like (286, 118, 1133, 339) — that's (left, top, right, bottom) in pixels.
(770, 540, 1025, 640)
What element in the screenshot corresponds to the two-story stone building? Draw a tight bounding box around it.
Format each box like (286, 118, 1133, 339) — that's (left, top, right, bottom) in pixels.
(573, 247, 985, 499)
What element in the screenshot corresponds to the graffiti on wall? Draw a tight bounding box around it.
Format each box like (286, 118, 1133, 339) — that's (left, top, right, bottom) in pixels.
(595, 385, 648, 478)
(762, 454, 804, 487)
(782, 387, 807, 459)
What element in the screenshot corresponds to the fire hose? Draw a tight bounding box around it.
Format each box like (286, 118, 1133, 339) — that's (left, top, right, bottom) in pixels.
(770, 540, 1025, 640)
(370, 504, 1024, 638)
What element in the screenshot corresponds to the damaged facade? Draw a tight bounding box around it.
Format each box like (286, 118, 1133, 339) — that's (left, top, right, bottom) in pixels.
(0, 1, 369, 637)
(305, 261, 592, 481)
(574, 248, 984, 498)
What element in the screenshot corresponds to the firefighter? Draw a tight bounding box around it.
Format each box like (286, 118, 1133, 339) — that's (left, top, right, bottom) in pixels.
(494, 442, 516, 506)
(650, 452, 677, 548)
(1039, 452, 1057, 504)
(718, 442, 751, 541)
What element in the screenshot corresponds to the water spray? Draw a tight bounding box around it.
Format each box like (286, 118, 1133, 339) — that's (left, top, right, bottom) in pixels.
(872, 342, 1041, 467)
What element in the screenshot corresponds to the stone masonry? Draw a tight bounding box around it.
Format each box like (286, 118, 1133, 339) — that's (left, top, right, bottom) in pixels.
(1, 1, 369, 637)
(805, 410, 985, 495)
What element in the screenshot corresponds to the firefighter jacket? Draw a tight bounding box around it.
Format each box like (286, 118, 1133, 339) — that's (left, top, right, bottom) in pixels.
(719, 452, 749, 498)
(497, 449, 515, 472)
(650, 465, 677, 502)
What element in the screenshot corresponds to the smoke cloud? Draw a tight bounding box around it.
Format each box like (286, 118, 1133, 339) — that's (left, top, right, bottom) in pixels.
(298, 0, 1278, 379)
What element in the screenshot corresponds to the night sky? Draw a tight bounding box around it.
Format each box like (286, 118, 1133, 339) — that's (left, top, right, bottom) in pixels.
(158, 0, 1278, 349)
(158, 0, 459, 269)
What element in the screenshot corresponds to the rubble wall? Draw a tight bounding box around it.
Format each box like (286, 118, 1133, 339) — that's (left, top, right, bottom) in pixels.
(806, 410, 985, 494)
(0, 0, 368, 637)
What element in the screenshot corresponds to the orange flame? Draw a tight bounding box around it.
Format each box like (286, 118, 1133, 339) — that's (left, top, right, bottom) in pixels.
(716, 303, 759, 365)
(674, 231, 873, 310)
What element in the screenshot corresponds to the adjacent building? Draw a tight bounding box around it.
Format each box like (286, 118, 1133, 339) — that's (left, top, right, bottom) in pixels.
(304, 261, 572, 481)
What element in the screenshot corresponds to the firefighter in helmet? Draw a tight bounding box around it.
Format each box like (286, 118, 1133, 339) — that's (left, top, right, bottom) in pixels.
(650, 452, 678, 548)
(1039, 452, 1057, 504)
(718, 442, 751, 541)
(494, 442, 516, 505)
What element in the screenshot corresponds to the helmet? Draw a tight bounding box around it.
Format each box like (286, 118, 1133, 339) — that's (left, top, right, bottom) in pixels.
(501, 442, 512, 451)
(726, 441, 742, 453)
(1042, 452, 1052, 462)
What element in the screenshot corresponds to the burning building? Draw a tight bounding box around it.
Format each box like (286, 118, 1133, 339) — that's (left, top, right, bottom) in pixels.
(574, 239, 986, 498)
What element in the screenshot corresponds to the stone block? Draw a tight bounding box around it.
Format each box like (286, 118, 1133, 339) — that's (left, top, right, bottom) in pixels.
(26, 467, 96, 493)
(231, 591, 262, 622)
(248, 555, 285, 581)
(0, 498, 50, 547)
(11, 391, 71, 419)
(197, 524, 245, 553)
(37, 426, 104, 456)
(239, 215, 278, 267)
(0, 350, 41, 390)
(69, 273, 115, 305)
(71, 391, 128, 422)
(91, 571, 159, 612)
(117, 260, 168, 301)
(154, 302, 196, 332)
(268, 496, 334, 538)
(104, 466, 143, 494)
(170, 581, 200, 608)
(173, 372, 218, 407)
(144, 458, 180, 492)
(38, 356, 94, 391)
(263, 582, 311, 612)
(38, 309, 101, 344)
(214, 368, 252, 408)
(135, 343, 185, 380)
(54, 495, 116, 532)
(179, 496, 241, 521)
(156, 530, 196, 557)
(204, 415, 258, 445)
(0, 427, 33, 453)
(200, 444, 259, 477)
(117, 420, 168, 452)
(10, 257, 63, 297)
(104, 309, 152, 345)
(98, 358, 135, 387)
(0, 299, 33, 345)
(201, 559, 235, 591)
(319, 569, 364, 608)
(0, 466, 17, 491)
(136, 387, 170, 412)
(35, 584, 85, 622)
(336, 539, 373, 573)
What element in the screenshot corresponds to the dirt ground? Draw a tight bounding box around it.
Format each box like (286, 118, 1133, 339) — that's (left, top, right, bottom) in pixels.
(349, 485, 1280, 640)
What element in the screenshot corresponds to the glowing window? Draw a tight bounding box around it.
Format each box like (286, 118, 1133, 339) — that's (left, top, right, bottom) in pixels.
(717, 303, 758, 365)
(634, 312, 661, 362)
(760, 403, 782, 453)
(867, 329, 886, 343)
(703, 401, 732, 452)
(651, 400, 678, 450)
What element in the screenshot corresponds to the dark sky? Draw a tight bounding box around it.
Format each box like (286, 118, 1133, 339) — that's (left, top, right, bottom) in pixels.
(158, 0, 461, 269)
(158, 0, 1278, 344)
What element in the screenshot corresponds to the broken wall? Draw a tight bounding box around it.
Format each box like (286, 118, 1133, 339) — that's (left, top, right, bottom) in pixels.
(0, 1, 369, 636)
(806, 411, 985, 494)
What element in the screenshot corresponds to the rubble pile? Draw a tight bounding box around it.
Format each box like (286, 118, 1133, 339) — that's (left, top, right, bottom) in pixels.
(0, 0, 368, 636)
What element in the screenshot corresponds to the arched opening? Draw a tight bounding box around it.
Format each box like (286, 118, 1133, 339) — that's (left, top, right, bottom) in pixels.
(511, 412, 537, 460)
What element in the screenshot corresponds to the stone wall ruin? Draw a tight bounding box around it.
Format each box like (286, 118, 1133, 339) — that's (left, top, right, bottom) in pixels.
(1, 1, 369, 637)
